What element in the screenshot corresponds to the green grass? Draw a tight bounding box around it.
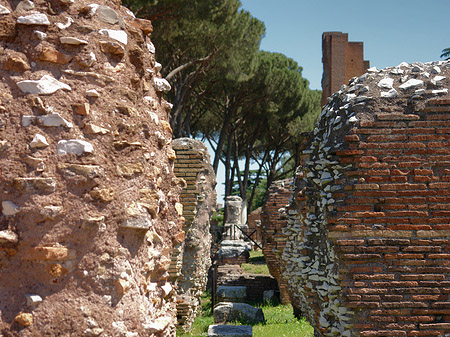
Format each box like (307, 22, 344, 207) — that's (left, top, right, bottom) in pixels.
(241, 250, 270, 275)
(177, 250, 314, 337)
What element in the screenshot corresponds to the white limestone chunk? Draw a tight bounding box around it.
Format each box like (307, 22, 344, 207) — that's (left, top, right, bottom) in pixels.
(0, 4, 11, 14)
(431, 76, 446, 86)
(57, 139, 93, 155)
(98, 29, 127, 45)
(154, 78, 171, 92)
(2, 201, 19, 216)
(399, 78, 424, 90)
(26, 294, 43, 308)
(30, 133, 49, 148)
(390, 68, 403, 75)
(17, 75, 71, 95)
(88, 4, 100, 15)
(431, 66, 441, 74)
(38, 113, 73, 128)
(17, 13, 50, 25)
(22, 115, 35, 127)
(432, 88, 448, 96)
(86, 89, 100, 97)
(348, 116, 358, 123)
(381, 88, 398, 98)
(367, 66, 378, 73)
(155, 62, 162, 72)
(146, 42, 155, 54)
(0, 230, 18, 243)
(377, 77, 394, 89)
(34, 30, 47, 40)
(60, 36, 88, 45)
(56, 17, 74, 30)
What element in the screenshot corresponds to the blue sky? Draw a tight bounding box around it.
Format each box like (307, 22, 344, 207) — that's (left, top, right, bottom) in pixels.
(212, 0, 450, 204)
(240, 0, 450, 90)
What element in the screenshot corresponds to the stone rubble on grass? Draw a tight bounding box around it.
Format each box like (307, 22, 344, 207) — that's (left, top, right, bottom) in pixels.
(208, 324, 252, 337)
(213, 302, 264, 325)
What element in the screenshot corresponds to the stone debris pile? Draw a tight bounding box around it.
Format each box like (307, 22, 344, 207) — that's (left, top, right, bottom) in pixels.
(0, 0, 183, 335)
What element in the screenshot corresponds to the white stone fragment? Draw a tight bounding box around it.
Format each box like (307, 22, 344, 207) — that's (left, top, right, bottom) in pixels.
(60, 36, 88, 45)
(57, 139, 94, 155)
(381, 88, 398, 98)
(88, 4, 99, 15)
(146, 42, 155, 54)
(161, 282, 172, 297)
(0, 4, 11, 14)
(390, 68, 403, 75)
(30, 133, 49, 148)
(38, 113, 73, 128)
(367, 66, 378, 73)
(17, 75, 71, 95)
(17, 13, 50, 25)
(155, 62, 162, 72)
(98, 29, 127, 45)
(431, 66, 441, 74)
(431, 76, 446, 86)
(414, 89, 426, 95)
(377, 77, 394, 89)
(398, 62, 409, 67)
(86, 89, 100, 97)
(432, 89, 448, 96)
(26, 294, 43, 308)
(22, 115, 35, 127)
(56, 17, 74, 30)
(348, 116, 358, 123)
(154, 78, 171, 92)
(34, 30, 47, 40)
(399, 78, 424, 90)
(2, 201, 19, 216)
(0, 230, 18, 243)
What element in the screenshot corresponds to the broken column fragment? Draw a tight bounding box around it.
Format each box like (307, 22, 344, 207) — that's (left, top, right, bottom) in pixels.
(281, 60, 450, 337)
(0, 0, 183, 335)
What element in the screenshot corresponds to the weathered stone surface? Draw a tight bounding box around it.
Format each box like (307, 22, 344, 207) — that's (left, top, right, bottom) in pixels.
(98, 29, 127, 44)
(214, 302, 264, 324)
(14, 313, 33, 327)
(2, 201, 19, 216)
(0, 1, 181, 336)
(208, 324, 252, 337)
(217, 286, 247, 303)
(0, 230, 19, 244)
(57, 139, 93, 155)
(30, 133, 49, 148)
(172, 138, 216, 331)
(99, 40, 125, 56)
(154, 77, 171, 92)
(218, 240, 250, 259)
(0, 4, 10, 14)
(17, 75, 71, 95)
(17, 13, 50, 25)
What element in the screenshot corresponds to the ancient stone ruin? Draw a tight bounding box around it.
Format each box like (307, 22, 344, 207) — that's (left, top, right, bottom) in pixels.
(0, 0, 185, 335)
(171, 138, 216, 332)
(281, 60, 450, 336)
(261, 178, 293, 305)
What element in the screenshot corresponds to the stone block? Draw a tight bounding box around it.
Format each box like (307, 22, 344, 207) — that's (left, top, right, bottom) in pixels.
(217, 286, 246, 303)
(214, 302, 264, 324)
(207, 324, 252, 337)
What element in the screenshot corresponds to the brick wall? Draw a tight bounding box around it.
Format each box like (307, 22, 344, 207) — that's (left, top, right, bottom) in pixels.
(261, 178, 294, 305)
(321, 32, 370, 106)
(281, 61, 450, 336)
(171, 138, 216, 332)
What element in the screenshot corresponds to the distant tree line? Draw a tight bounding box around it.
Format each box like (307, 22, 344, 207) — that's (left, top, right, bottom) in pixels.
(123, 0, 321, 212)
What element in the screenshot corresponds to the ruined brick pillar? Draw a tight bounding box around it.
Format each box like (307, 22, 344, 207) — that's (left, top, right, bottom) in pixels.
(321, 32, 370, 106)
(0, 0, 184, 335)
(282, 61, 450, 336)
(261, 178, 294, 305)
(172, 138, 216, 332)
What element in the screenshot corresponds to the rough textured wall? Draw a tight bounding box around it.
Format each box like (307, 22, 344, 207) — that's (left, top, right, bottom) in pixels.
(0, 0, 184, 336)
(172, 138, 216, 332)
(321, 32, 370, 106)
(282, 60, 450, 337)
(261, 178, 293, 305)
